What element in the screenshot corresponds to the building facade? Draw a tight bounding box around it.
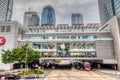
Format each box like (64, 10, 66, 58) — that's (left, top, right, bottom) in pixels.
(18, 23, 117, 69)
(41, 5, 56, 26)
(0, 21, 24, 70)
(98, 0, 120, 26)
(100, 16, 120, 71)
(1, 21, 120, 70)
(114, 0, 120, 17)
(71, 13, 83, 25)
(98, 0, 115, 26)
(0, 0, 13, 21)
(23, 11, 40, 29)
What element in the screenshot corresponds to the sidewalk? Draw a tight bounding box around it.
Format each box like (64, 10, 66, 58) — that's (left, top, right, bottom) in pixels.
(98, 69, 120, 75)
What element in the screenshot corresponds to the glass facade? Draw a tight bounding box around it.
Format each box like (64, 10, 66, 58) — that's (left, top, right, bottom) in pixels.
(18, 24, 113, 59)
(23, 34, 112, 58)
(71, 13, 83, 25)
(33, 42, 96, 58)
(0, 0, 13, 21)
(24, 35, 112, 41)
(41, 5, 56, 26)
(98, 0, 115, 26)
(114, 0, 120, 17)
(98, 0, 120, 25)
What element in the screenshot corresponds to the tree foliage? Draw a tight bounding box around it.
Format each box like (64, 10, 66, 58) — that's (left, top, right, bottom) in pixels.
(2, 50, 14, 64)
(2, 45, 40, 65)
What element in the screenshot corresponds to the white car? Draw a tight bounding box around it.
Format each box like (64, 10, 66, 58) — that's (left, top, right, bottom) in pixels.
(24, 74, 39, 79)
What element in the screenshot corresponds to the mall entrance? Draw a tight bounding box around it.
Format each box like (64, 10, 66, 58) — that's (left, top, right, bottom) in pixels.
(40, 58, 103, 70)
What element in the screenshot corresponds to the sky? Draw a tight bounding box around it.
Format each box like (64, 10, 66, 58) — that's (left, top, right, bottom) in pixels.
(12, 0, 100, 25)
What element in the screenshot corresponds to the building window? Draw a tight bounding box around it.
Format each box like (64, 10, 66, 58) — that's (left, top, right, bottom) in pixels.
(82, 36, 88, 39)
(71, 36, 76, 39)
(78, 36, 81, 39)
(6, 26, 11, 32)
(1, 26, 5, 32)
(94, 36, 97, 38)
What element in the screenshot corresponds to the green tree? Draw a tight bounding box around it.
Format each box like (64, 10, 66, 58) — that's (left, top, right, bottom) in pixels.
(2, 45, 40, 69)
(2, 50, 14, 64)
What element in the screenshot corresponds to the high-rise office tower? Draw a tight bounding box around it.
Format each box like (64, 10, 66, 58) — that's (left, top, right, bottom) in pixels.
(71, 13, 83, 25)
(98, 0, 120, 25)
(0, 0, 13, 21)
(41, 5, 56, 26)
(23, 11, 40, 29)
(98, 0, 115, 26)
(114, 0, 120, 17)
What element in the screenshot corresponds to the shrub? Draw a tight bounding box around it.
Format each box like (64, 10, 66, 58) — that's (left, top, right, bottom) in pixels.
(17, 69, 44, 76)
(56, 59, 62, 63)
(37, 70, 44, 74)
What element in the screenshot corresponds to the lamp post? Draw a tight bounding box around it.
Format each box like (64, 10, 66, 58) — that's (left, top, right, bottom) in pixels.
(114, 64, 117, 75)
(25, 40, 28, 71)
(114, 54, 118, 75)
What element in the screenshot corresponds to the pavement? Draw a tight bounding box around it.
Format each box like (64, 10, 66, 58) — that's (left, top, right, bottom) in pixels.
(98, 69, 120, 75)
(43, 69, 117, 80)
(2, 69, 120, 80)
(98, 69, 120, 80)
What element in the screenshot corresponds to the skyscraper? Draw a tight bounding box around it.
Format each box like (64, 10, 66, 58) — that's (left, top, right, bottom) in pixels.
(114, 0, 120, 17)
(23, 11, 40, 29)
(71, 13, 83, 25)
(0, 0, 13, 21)
(98, 0, 115, 26)
(41, 5, 56, 26)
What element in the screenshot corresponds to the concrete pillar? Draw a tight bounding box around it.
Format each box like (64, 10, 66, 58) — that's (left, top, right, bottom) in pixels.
(97, 63, 101, 69)
(117, 54, 120, 70)
(55, 43, 57, 56)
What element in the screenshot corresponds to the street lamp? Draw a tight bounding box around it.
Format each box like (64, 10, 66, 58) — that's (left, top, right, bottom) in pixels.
(25, 40, 28, 71)
(114, 64, 117, 75)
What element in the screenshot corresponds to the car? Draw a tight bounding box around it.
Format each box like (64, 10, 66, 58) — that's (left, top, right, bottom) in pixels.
(24, 74, 39, 79)
(5, 74, 21, 80)
(74, 61, 84, 70)
(0, 72, 10, 79)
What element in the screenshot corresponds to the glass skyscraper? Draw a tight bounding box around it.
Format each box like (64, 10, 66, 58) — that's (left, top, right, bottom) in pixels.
(41, 5, 56, 26)
(71, 13, 83, 25)
(98, 0, 115, 26)
(23, 11, 40, 29)
(0, 0, 13, 21)
(114, 0, 120, 17)
(98, 0, 120, 26)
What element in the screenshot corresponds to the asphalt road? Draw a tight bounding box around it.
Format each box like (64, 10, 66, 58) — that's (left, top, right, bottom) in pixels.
(43, 69, 117, 80)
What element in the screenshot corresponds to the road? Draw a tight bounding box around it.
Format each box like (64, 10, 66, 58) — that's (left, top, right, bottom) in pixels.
(44, 69, 117, 80)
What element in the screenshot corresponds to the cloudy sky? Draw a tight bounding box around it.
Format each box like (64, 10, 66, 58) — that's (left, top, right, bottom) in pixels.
(12, 0, 100, 25)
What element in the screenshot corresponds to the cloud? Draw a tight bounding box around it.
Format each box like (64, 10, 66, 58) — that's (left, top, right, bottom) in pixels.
(12, 0, 100, 25)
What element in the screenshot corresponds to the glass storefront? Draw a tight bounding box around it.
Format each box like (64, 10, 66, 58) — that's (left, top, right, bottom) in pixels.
(71, 52, 96, 57)
(33, 42, 96, 58)
(57, 43, 70, 57)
